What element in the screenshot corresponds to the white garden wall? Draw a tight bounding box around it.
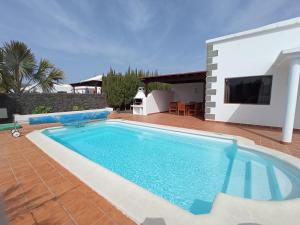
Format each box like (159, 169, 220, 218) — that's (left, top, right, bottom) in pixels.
(145, 90, 173, 115)
(208, 22, 300, 128)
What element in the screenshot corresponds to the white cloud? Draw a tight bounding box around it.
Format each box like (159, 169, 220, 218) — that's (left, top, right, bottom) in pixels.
(16, 0, 136, 62)
(36, 30, 134, 58)
(117, 0, 154, 31)
(22, 0, 89, 38)
(2, 0, 300, 75)
(207, 0, 300, 35)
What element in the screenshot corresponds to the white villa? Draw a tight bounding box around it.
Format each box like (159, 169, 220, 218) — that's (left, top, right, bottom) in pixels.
(2, 13, 300, 225)
(205, 17, 300, 144)
(70, 75, 102, 94)
(136, 17, 300, 143)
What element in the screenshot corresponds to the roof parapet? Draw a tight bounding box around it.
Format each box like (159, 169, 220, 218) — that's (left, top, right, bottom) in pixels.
(206, 17, 300, 44)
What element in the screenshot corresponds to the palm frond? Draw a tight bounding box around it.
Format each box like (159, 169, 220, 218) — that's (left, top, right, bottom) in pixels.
(34, 59, 64, 93)
(0, 41, 36, 93)
(0, 41, 65, 93)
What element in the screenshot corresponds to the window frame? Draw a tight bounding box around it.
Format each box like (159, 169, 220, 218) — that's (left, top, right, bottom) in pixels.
(224, 75, 273, 105)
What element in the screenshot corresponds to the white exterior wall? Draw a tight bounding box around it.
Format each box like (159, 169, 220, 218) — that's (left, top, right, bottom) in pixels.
(171, 82, 205, 103)
(74, 86, 101, 94)
(145, 90, 173, 115)
(209, 24, 300, 128)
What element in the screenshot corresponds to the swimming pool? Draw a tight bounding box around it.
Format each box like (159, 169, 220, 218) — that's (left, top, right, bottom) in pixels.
(43, 121, 300, 215)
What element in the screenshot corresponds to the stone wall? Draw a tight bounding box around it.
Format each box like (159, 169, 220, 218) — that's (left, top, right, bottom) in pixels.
(205, 43, 218, 120)
(0, 93, 107, 118)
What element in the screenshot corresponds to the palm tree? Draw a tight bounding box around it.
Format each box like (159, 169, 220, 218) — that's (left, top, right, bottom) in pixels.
(0, 41, 64, 93)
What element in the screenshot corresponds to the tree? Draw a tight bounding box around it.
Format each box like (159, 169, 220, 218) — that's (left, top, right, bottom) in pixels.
(0, 48, 4, 93)
(102, 68, 125, 109)
(102, 67, 170, 110)
(0, 41, 64, 93)
(123, 68, 143, 108)
(146, 82, 170, 93)
(140, 69, 170, 93)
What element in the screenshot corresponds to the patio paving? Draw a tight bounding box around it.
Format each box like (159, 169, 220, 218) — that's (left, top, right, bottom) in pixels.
(0, 124, 136, 225)
(1, 113, 300, 225)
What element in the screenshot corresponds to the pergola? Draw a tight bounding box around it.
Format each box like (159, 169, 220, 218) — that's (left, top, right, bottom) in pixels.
(140, 71, 207, 97)
(140, 71, 206, 84)
(70, 76, 102, 94)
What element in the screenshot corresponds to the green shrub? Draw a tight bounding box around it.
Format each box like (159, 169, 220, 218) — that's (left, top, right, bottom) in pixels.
(32, 105, 52, 114)
(102, 67, 170, 110)
(72, 105, 84, 111)
(146, 82, 170, 93)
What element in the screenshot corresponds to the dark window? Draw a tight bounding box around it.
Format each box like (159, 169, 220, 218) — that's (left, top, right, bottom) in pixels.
(224, 75, 272, 104)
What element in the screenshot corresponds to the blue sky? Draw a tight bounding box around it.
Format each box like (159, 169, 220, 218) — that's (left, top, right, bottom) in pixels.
(1, 0, 300, 82)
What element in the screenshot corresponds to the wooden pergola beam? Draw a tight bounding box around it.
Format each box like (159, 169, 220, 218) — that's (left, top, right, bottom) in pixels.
(140, 71, 207, 84)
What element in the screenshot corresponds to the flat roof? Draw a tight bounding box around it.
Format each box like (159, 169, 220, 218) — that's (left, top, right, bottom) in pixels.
(274, 47, 300, 66)
(70, 80, 102, 87)
(206, 17, 300, 44)
(140, 71, 206, 84)
(82, 74, 103, 82)
(70, 74, 103, 87)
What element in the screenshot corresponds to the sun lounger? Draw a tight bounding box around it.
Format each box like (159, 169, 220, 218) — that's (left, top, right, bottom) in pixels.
(0, 123, 22, 131)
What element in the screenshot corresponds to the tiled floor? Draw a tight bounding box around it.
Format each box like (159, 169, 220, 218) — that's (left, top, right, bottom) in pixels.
(1, 113, 300, 225)
(0, 124, 136, 225)
(109, 112, 300, 159)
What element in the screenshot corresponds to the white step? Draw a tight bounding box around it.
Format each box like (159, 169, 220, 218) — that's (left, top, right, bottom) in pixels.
(225, 159, 247, 198)
(251, 161, 272, 200)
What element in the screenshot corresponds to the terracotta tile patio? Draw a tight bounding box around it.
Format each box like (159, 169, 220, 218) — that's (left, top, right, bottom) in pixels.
(0, 124, 136, 225)
(1, 112, 300, 225)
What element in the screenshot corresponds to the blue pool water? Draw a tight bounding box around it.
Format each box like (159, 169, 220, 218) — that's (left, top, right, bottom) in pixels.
(43, 121, 300, 214)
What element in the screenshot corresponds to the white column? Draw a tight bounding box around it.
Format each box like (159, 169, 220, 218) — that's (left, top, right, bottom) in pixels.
(282, 58, 300, 143)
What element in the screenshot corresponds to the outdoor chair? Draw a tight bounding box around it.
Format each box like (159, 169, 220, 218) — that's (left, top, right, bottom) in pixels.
(169, 102, 178, 114)
(187, 103, 196, 116)
(0, 108, 22, 137)
(177, 102, 186, 116)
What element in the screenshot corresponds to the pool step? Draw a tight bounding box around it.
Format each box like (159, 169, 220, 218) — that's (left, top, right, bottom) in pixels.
(266, 165, 283, 200)
(250, 161, 272, 199)
(225, 158, 283, 200)
(225, 159, 246, 197)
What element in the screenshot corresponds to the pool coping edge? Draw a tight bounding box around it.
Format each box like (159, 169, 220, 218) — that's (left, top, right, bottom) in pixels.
(26, 119, 300, 225)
